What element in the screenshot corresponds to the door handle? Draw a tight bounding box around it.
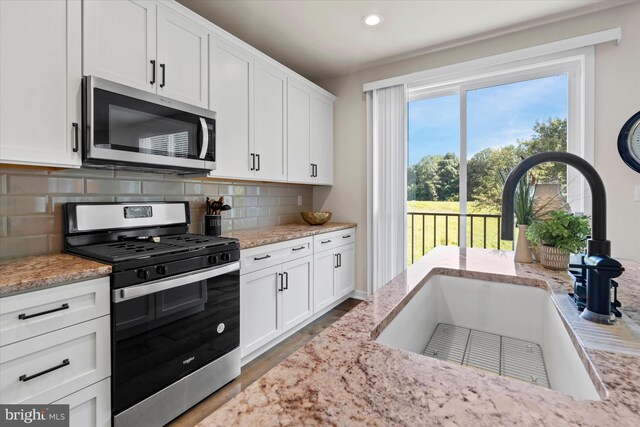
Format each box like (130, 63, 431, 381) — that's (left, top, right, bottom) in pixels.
(72, 123, 79, 153)
(160, 63, 166, 88)
(283, 271, 289, 290)
(113, 262, 239, 302)
(338, 253, 342, 268)
(314, 164, 318, 177)
(277, 273, 284, 292)
(199, 118, 209, 159)
(20, 359, 70, 382)
(335, 254, 339, 269)
(150, 59, 156, 85)
(251, 153, 255, 171)
(256, 154, 261, 171)
(19, 303, 69, 320)
(310, 164, 314, 178)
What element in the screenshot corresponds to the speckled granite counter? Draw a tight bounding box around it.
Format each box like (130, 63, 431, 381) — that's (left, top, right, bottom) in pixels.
(223, 222, 357, 249)
(0, 254, 111, 297)
(197, 247, 640, 426)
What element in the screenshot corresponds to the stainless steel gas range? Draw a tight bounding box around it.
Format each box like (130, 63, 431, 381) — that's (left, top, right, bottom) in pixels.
(62, 202, 240, 427)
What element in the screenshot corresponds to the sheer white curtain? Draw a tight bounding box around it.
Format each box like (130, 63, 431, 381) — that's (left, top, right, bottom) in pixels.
(366, 84, 407, 294)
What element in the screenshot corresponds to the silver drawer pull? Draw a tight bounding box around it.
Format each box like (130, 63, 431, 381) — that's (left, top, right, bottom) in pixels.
(254, 254, 271, 261)
(321, 239, 332, 244)
(18, 303, 69, 320)
(20, 359, 70, 382)
(342, 235, 351, 239)
(292, 246, 305, 252)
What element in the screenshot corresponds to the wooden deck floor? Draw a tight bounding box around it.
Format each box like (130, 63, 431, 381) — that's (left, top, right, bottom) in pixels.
(168, 298, 362, 426)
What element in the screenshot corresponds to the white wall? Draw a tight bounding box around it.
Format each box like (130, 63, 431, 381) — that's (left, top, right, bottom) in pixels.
(314, 2, 640, 294)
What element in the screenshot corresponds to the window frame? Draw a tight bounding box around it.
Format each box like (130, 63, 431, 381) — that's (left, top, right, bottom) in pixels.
(406, 47, 594, 246)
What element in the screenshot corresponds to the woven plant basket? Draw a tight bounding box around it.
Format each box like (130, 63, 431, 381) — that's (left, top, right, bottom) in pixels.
(538, 244, 569, 270)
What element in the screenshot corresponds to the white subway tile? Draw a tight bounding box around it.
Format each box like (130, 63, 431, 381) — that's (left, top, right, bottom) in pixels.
(115, 196, 164, 202)
(86, 179, 140, 194)
(0, 175, 6, 194)
(0, 235, 49, 259)
(51, 168, 114, 178)
(142, 181, 184, 195)
(0, 217, 6, 237)
(232, 217, 258, 230)
(185, 182, 219, 195)
(233, 197, 258, 207)
(50, 196, 114, 213)
(0, 196, 48, 216)
(245, 207, 270, 217)
(258, 196, 279, 206)
(48, 234, 63, 253)
(115, 170, 165, 180)
(9, 175, 83, 195)
(8, 215, 55, 237)
(258, 217, 279, 227)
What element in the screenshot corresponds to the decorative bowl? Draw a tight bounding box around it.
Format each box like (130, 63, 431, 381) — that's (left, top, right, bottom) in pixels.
(300, 211, 332, 225)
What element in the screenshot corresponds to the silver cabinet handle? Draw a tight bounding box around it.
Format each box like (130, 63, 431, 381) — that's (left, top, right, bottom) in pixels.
(113, 262, 239, 302)
(199, 118, 209, 159)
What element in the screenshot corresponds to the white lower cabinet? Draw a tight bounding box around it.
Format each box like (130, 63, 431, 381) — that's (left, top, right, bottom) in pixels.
(53, 379, 111, 427)
(314, 243, 355, 312)
(0, 277, 111, 427)
(240, 228, 355, 360)
(241, 255, 313, 357)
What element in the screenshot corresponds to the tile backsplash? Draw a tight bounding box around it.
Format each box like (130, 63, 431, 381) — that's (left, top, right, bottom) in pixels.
(0, 167, 313, 259)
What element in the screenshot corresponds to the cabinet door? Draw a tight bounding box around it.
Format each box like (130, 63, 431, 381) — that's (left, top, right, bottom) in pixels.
(157, 6, 208, 107)
(311, 95, 334, 185)
(335, 243, 355, 299)
(313, 250, 336, 313)
(287, 81, 312, 183)
(0, 0, 81, 168)
(253, 60, 287, 181)
(240, 265, 282, 357)
(282, 256, 313, 332)
(83, 0, 156, 93)
(209, 37, 253, 179)
(53, 379, 111, 427)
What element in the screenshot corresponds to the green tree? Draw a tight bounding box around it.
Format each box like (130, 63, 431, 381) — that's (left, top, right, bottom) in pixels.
(408, 154, 440, 201)
(518, 118, 567, 185)
(435, 152, 459, 201)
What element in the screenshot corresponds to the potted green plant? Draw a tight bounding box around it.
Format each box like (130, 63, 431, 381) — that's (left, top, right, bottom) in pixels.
(513, 173, 536, 263)
(525, 210, 590, 270)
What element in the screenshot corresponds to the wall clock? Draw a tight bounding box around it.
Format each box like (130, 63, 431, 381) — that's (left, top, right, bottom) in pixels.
(618, 111, 640, 173)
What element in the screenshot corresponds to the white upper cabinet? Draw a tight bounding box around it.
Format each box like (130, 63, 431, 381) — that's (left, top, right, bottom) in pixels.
(0, 0, 82, 168)
(209, 37, 253, 179)
(253, 60, 287, 181)
(287, 79, 334, 185)
(156, 6, 208, 107)
(84, 1, 208, 107)
(311, 95, 334, 185)
(287, 81, 312, 182)
(83, 0, 156, 93)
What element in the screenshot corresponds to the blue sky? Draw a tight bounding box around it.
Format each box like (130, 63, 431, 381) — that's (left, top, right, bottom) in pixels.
(407, 74, 568, 165)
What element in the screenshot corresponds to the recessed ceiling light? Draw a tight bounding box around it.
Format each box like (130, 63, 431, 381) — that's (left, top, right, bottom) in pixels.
(363, 14, 383, 26)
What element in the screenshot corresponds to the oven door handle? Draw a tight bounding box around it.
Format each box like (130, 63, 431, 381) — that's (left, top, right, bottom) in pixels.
(198, 117, 209, 159)
(113, 262, 239, 303)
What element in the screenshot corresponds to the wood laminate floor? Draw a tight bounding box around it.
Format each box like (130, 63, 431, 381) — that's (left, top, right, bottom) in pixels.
(168, 298, 362, 427)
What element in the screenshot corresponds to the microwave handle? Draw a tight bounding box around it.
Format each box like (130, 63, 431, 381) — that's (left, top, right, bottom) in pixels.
(113, 262, 239, 302)
(199, 117, 209, 159)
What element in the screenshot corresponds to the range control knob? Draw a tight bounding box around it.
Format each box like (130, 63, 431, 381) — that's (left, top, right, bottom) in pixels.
(136, 269, 150, 280)
(155, 265, 168, 275)
(221, 252, 231, 262)
(208, 255, 218, 265)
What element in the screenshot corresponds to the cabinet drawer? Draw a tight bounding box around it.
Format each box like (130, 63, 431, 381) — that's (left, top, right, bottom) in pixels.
(313, 228, 355, 253)
(0, 316, 110, 404)
(0, 277, 109, 346)
(53, 378, 111, 427)
(240, 237, 312, 275)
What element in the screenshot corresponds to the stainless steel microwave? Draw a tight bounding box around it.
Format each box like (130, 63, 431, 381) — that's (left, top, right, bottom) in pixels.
(83, 76, 215, 175)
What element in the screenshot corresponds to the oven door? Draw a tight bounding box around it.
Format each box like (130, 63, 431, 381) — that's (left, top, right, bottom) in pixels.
(84, 76, 216, 173)
(111, 262, 239, 415)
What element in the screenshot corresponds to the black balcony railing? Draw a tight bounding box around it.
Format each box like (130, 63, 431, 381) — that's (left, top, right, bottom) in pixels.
(407, 211, 515, 264)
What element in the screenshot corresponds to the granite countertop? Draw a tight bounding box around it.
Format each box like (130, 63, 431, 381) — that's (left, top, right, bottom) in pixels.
(198, 247, 640, 426)
(223, 222, 357, 249)
(0, 253, 111, 297)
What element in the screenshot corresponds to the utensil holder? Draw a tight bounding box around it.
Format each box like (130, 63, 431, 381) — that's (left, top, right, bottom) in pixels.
(204, 215, 221, 236)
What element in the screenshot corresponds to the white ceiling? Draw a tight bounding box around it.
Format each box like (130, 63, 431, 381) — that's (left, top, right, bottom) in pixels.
(177, 0, 630, 82)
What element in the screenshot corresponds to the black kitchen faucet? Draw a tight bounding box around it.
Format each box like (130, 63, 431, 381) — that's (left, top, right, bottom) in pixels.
(500, 152, 624, 324)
